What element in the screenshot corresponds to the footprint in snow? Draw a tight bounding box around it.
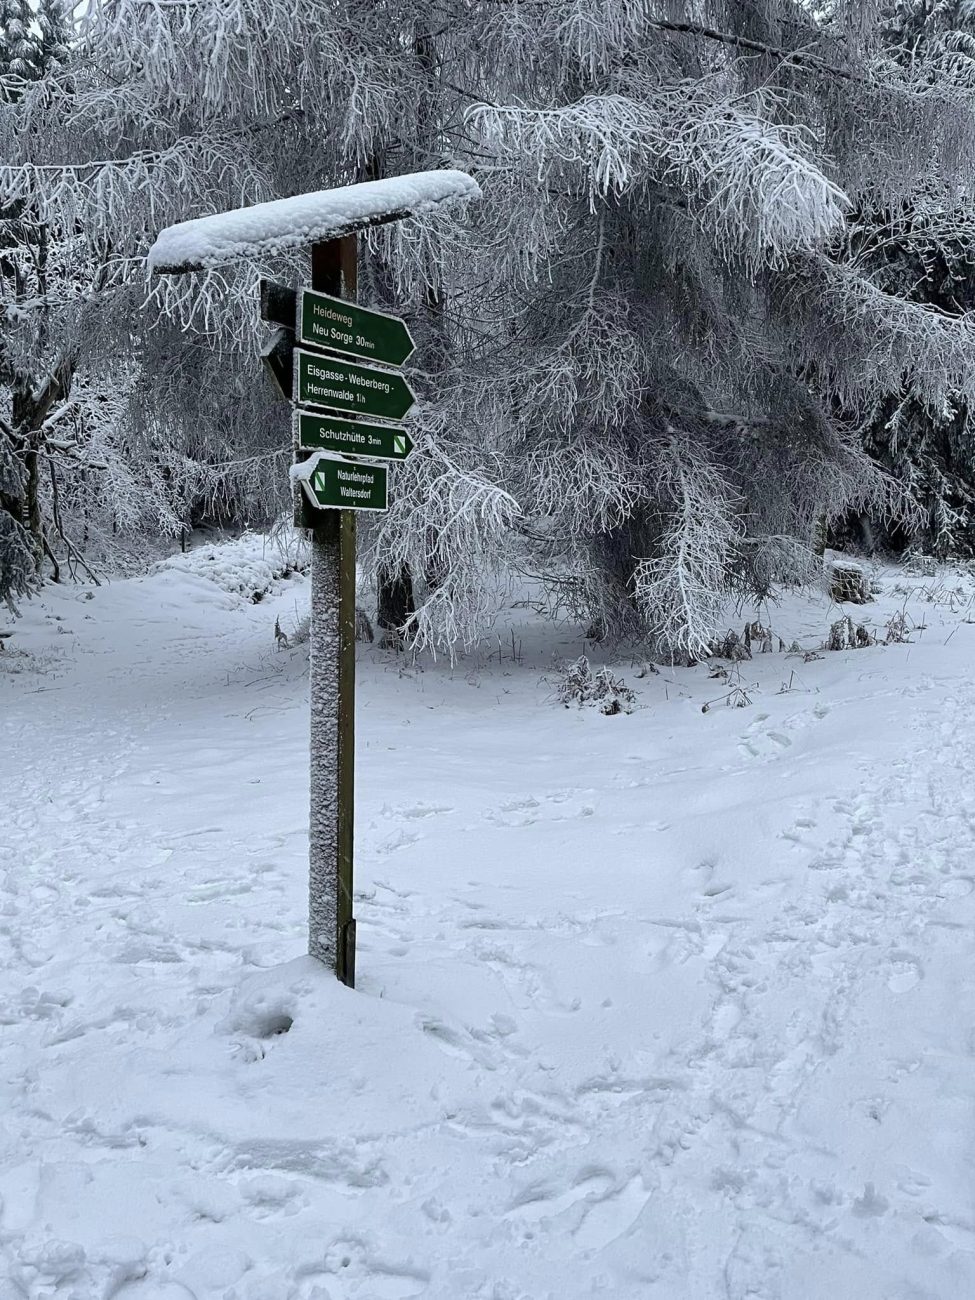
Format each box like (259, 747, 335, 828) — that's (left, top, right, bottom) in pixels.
(687, 857, 734, 900)
(886, 951, 922, 993)
(701, 881, 734, 899)
(738, 705, 831, 762)
(375, 828, 420, 854)
(418, 1015, 494, 1067)
(380, 802, 453, 820)
(780, 814, 818, 846)
(507, 1169, 651, 1252)
(111, 1284, 197, 1299)
(937, 875, 974, 898)
(486, 793, 595, 827)
(310, 1238, 430, 1299)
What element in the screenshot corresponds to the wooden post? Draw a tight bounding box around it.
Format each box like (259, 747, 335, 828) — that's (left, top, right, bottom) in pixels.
(307, 235, 357, 987)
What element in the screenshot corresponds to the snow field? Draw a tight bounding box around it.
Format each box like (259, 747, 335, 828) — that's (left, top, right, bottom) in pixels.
(1, 552, 974, 1298)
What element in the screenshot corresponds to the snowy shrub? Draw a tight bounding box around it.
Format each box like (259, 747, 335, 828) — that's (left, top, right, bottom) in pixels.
(826, 616, 874, 651)
(743, 621, 774, 654)
(702, 662, 755, 711)
(883, 610, 912, 644)
(712, 621, 780, 659)
(154, 529, 308, 603)
(710, 628, 751, 661)
(553, 655, 636, 715)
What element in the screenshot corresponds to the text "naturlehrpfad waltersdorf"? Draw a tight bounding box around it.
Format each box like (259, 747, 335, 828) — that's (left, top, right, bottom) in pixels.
(317, 467, 377, 501)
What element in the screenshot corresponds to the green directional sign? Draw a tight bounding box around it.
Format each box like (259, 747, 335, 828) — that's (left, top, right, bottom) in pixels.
(301, 456, 388, 513)
(299, 289, 415, 367)
(294, 349, 416, 421)
(296, 411, 414, 461)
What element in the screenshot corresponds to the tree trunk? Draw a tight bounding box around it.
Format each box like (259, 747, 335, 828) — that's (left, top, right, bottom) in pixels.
(23, 446, 43, 573)
(812, 512, 828, 558)
(377, 565, 415, 632)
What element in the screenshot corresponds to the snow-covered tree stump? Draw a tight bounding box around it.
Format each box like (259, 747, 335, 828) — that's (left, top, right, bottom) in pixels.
(829, 562, 872, 605)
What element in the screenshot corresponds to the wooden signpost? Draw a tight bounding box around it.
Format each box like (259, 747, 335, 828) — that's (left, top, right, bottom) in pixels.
(258, 255, 420, 986)
(147, 171, 479, 992)
(268, 241, 419, 988)
(305, 236, 359, 988)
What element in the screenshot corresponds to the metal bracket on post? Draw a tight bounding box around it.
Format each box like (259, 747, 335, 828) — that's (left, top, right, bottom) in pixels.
(307, 235, 358, 988)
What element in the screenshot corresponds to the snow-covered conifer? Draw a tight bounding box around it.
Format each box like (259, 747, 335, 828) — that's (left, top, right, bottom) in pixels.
(452, 1, 975, 656)
(832, 0, 975, 557)
(0, 0, 40, 93)
(35, 0, 69, 74)
(8, 2, 975, 655)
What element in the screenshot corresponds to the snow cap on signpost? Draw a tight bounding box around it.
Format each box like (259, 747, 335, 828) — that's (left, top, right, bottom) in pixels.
(147, 170, 481, 274)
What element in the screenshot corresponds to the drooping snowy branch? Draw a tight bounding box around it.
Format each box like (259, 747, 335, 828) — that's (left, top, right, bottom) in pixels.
(470, 85, 849, 268)
(359, 407, 521, 656)
(631, 435, 744, 660)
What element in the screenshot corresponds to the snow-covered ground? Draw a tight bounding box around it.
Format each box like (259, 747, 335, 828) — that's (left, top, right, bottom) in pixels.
(2, 547, 975, 1299)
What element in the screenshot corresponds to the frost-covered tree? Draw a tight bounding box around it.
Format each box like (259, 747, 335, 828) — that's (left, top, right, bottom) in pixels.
(833, 0, 975, 557)
(0, 1, 39, 92)
(0, 0, 512, 626)
(450, 0, 975, 656)
(0, 0, 74, 604)
(8, 0, 975, 654)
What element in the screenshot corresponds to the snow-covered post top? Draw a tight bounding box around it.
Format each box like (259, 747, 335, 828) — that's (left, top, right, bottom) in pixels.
(147, 170, 481, 273)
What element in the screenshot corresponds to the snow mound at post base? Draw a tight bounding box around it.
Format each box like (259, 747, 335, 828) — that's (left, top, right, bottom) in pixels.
(148, 170, 481, 272)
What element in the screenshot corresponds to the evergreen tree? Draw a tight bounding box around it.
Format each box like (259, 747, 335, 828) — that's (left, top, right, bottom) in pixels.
(34, 0, 69, 76)
(834, 0, 975, 557)
(447, 1, 975, 654)
(8, 2, 975, 654)
(1, 0, 49, 604)
(0, 0, 41, 93)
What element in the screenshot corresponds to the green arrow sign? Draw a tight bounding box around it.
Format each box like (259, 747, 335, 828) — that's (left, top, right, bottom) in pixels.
(301, 456, 388, 513)
(299, 289, 415, 367)
(295, 349, 416, 421)
(296, 411, 414, 461)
